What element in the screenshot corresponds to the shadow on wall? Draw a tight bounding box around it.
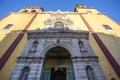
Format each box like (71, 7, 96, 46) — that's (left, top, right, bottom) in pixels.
(90, 32, 120, 80)
(97, 32, 120, 64)
(0, 28, 88, 80)
(0, 29, 120, 80)
(0, 29, 28, 80)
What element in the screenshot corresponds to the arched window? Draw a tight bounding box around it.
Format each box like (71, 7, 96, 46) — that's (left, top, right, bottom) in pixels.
(78, 40, 84, 49)
(86, 65, 96, 80)
(54, 21, 64, 28)
(31, 40, 38, 51)
(18, 66, 30, 80)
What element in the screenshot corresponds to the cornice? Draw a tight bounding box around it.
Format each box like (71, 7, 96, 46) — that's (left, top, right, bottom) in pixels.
(71, 56, 98, 62)
(9, 11, 79, 15)
(27, 30, 89, 39)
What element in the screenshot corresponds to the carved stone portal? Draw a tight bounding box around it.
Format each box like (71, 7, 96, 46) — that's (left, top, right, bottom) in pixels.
(9, 30, 106, 80)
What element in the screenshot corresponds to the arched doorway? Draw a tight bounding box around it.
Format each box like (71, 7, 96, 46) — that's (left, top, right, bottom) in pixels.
(40, 46, 75, 80)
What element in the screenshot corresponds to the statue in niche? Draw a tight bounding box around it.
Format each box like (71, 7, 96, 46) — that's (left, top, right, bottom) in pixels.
(86, 65, 96, 80)
(78, 40, 88, 56)
(30, 40, 38, 52)
(18, 66, 30, 80)
(78, 40, 84, 49)
(56, 39, 60, 43)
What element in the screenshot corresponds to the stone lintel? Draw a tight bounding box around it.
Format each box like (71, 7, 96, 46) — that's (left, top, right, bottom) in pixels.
(27, 30, 89, 39)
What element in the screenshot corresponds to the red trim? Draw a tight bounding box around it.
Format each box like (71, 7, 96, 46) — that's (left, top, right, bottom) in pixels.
(0, 14, 37, 70)
(79, 14, 120, 77)
(80, 14, 94, 33)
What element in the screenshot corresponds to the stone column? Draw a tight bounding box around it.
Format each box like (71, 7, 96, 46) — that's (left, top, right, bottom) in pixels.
(72, 57, 88, 80)
(28, 57, 44, 80)
(9, 57, 45, 80)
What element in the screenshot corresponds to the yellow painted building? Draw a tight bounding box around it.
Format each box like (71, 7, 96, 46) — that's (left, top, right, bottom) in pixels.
(0, 4, 120, 80)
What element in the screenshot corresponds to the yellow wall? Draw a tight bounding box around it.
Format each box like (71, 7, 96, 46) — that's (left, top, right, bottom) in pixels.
(0, 7, 120, 79)
(0, 34, 27, 80)
(29, 13, 89, 31)
(82, 14, 120, 65)
(0, 13, 35, 80)
(89, 34, 119, 80)
(76, 8, 100, 14)
(67, 14, 89, 31)
(28, 13, 51, 30)
(0, 14, 35, 57)
(76, 7, 120, 79)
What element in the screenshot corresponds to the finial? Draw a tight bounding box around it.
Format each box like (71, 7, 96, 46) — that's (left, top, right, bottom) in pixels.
(76, 4, 86, 8)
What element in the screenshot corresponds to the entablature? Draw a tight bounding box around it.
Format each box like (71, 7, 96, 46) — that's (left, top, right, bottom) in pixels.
(72, 56, 98, 62)
(27, 30, 89, 39)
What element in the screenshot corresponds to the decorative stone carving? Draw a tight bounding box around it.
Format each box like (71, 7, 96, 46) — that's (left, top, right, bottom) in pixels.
(43, 38, 56, 48)
(10, 29, 106, 80)
(42, 38, 73, 49)
(51, 11, 67, 21)
(44, 18, 53, 25)
(44, 11, 73, 29)
(60, 38, 73, 46)
(66, 18, 73, 26)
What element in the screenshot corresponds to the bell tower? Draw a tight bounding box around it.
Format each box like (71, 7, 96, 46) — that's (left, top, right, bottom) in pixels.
(74, 4, 100, 14)
(19, 6, 44, 13)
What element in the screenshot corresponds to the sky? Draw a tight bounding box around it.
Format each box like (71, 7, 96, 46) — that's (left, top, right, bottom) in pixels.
(0, 0, 120, 24)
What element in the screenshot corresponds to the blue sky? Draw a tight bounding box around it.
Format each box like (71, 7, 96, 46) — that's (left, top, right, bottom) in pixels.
(0, 0, 120, 24)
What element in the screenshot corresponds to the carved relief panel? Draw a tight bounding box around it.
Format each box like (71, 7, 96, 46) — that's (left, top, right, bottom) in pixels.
(44, 11, 73, 29)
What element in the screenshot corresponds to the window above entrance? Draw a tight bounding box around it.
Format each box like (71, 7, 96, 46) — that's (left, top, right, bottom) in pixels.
(54, 21, 64, 28)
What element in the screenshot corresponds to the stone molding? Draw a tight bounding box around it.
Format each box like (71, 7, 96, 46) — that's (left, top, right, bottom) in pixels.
(17, 56, 44, 62)
(28, 30, 89, 39)
(71, 56, 98, 62)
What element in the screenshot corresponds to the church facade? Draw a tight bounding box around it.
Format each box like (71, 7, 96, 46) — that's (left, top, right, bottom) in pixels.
(0, 4, 120, 80)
